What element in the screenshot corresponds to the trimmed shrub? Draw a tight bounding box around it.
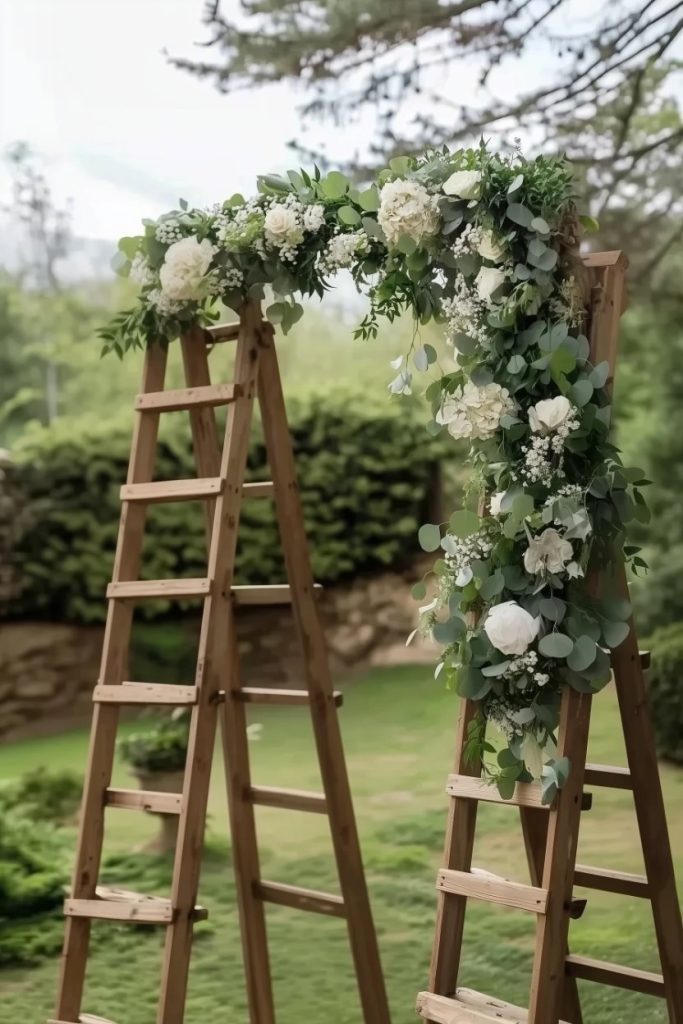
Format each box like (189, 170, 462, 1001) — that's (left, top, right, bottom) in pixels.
(645, 623, 683, 764)
(0, 767, 82, 824)
(4, 390, 447, 624)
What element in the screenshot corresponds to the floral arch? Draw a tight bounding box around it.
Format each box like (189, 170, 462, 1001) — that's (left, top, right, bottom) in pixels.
(102, 144, 647, 801)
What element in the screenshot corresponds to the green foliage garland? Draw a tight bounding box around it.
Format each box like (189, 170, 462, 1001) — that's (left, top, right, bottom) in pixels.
(102, 142, 648, 800)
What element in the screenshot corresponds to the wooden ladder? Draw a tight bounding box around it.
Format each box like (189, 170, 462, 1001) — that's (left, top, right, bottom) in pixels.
(416, 252, 683, 1024)
(51, 302, 391, 1024)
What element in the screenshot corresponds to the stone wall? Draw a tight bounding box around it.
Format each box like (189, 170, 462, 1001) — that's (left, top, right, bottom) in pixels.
(0, 563, 437, 740)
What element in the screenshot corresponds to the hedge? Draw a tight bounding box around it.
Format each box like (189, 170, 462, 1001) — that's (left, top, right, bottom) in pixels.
(645, 622, 683, 764)
(3, 390, 448, 624)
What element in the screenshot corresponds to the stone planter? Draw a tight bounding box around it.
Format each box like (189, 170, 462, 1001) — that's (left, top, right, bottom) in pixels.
(133, 768, 185, 854)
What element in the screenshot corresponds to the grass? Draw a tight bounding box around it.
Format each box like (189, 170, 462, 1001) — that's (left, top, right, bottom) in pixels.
(1, 663, 682, 1023)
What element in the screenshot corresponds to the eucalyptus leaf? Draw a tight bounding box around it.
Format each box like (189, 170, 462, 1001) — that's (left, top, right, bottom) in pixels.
(538, 632, 574, 658)
(418, 523, 441, 552)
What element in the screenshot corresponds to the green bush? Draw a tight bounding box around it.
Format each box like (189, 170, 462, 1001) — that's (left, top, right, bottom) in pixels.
(645, 623, 683, 764)
(5, 390, 447, 624)
(0, 767, 82, 824)
(0, 813, 68, 966)
(119, 711, 189, 773)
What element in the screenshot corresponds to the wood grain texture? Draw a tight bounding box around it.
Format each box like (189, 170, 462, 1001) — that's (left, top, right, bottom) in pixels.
(135, 382, 238, 411)
(446, 773, 548, 809)
(232, 686, 343, 706)
(437, 869, 548, 913)
(255, 880, 345, 918)
(120, 477, 223, 503)
(93, 683, 197, 705)
(105, 788, 182, 814)
(565, 955, 665, 997)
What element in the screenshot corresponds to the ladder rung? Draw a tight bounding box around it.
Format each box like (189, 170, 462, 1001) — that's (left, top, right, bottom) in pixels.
(565, 954, 665, 997)
(574, 864, 649, 898)
(584, 763, 632, 789)
(64, 886, 207, 924)
(446, 773, 548, 809)
(249, 785, 327, 814)
(105, 788, 182, 813)
(204, 321, 240, 342)
(233, 687, 343, 707)
(135, 383, 239, 412)
(255, 880, 346, 918)
(436, 868, 548, 914)
(107, 578, 211, 600)
(49, 1017, 117, 1024)
(93, 683, 197, 704)
(416, 988, 571, 1024)
(243, 481, 274, 499)
(231, 583, 322, 606)
(120, 478, 223, 503)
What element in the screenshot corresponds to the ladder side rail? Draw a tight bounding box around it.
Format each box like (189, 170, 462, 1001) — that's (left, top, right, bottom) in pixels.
(256, 331, 392, 1024)
(55, 342, 169, 1021)
(156, 307, 264, 1023)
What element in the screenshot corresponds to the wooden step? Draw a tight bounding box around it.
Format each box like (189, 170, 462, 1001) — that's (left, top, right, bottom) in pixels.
(436, 868, 548, 914)
(243, 481, 274, 499)
(574, 863, 649, 898)
(204, 321, 240, 342)
(583, 763, 632, 789)
(107, 578, 211, 600)
(120, 477, 223, 503)
(135, 382, 239, 412)
(105, 788, 183, 813)
(248, 785, 327, 814)
(447, 773, 547, 809)
(93, 682, 197, 704)
(231, 583, 322, 606)
(565, 954, 665, 997)
(64, 886, 207, 924)
(49, 1016, 116, 1024)
(233, 687, 343, 707)
(416, 988, 571, 1024)
(255, 880, 345, 918)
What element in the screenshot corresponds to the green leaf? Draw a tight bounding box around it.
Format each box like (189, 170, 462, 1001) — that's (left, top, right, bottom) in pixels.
(540, 597, 566, 622)
(418, 523, 441, 552)
(358, 187, 379, 212)
(411, 581, 427, 601)
(538, 633, 574, 658)
(589, 361, 610, 388)
(337, 205, 361, 226)
(449, 509, 481, 538)
(458, 666, 492, 700)
(389, 155, 413, 175)
(507, 174, 524, 194)
(530, 216, 550, 233)
(569, 379, 593, 407)
(481, 660, 511, 677)
(265, 301, 286, 324)
(506, 203, 533, 227)
(602, 620, 630, 649)
(433, 617, 466, 645)
(480, 570, 505, 600)
(511, 494, 534, 522)
(507, 354, 526, 374)
(111, 250, 131, 277)
(118, 236, 141, 259)
(567, 635, 597, 672)
(549, 346, 576, 379)
(321, 171, 349, 198)
(580, 214, 600, 234)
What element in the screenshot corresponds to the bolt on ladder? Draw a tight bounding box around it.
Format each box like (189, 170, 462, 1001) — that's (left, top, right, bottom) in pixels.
(51, 302, 391, 1024)
(416, 252, 683, 1024)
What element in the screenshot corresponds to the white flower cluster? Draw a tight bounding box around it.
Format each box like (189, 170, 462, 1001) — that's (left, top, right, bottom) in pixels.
(159, 235, 216, 302)
(442, 529, 493, 587)
(303, 204, 326, 232)
(148, 288, 183, 317)
(436, 380, 515, 441)
(318, 230, 368, 274)
(222, 266, 244, 290)
(442, 279, 490, 344)
(503, 650, 550, 689)
(215, 199, 266, 258)
(520, 396, 580, 484)
(377, 179, 440, 247)
(451, 223, 481, 259)
(130, 253, 155, 289)
(155, 218, 184, 245)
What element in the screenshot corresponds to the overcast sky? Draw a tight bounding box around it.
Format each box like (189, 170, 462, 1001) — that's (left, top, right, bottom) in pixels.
(2, 0, 681, 246)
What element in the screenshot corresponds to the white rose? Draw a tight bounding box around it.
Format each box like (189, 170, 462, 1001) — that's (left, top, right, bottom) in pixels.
(528, 395, 573, 434)
(159, 236, 216, 302)
(489, 491, 506, 517)
(377, 179, 440, 247)
(264, 204, 303, 247)
(524, 528, 573, 576)
(475, 266, 507, 304)
(484, 601, 540, 657)
(477, 229, 505, 263)
(442, 170, 481, 200)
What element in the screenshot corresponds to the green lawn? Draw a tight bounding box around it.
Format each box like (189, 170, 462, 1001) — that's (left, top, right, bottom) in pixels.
(1, 664, 682, 1023)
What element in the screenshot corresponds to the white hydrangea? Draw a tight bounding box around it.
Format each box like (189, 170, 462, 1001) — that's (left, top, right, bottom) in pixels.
(377, 179, 440, 247)
(303, 204, 326, 232)
(159, 235, 216, 302)
(524, 528, 573, 576)
(436, 380, 515, 441)
(148, 288, 183, 317)
(130, 253, 155, 289)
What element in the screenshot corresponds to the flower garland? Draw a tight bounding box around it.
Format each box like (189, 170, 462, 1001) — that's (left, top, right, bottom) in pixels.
(102, 143, 649, 802)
